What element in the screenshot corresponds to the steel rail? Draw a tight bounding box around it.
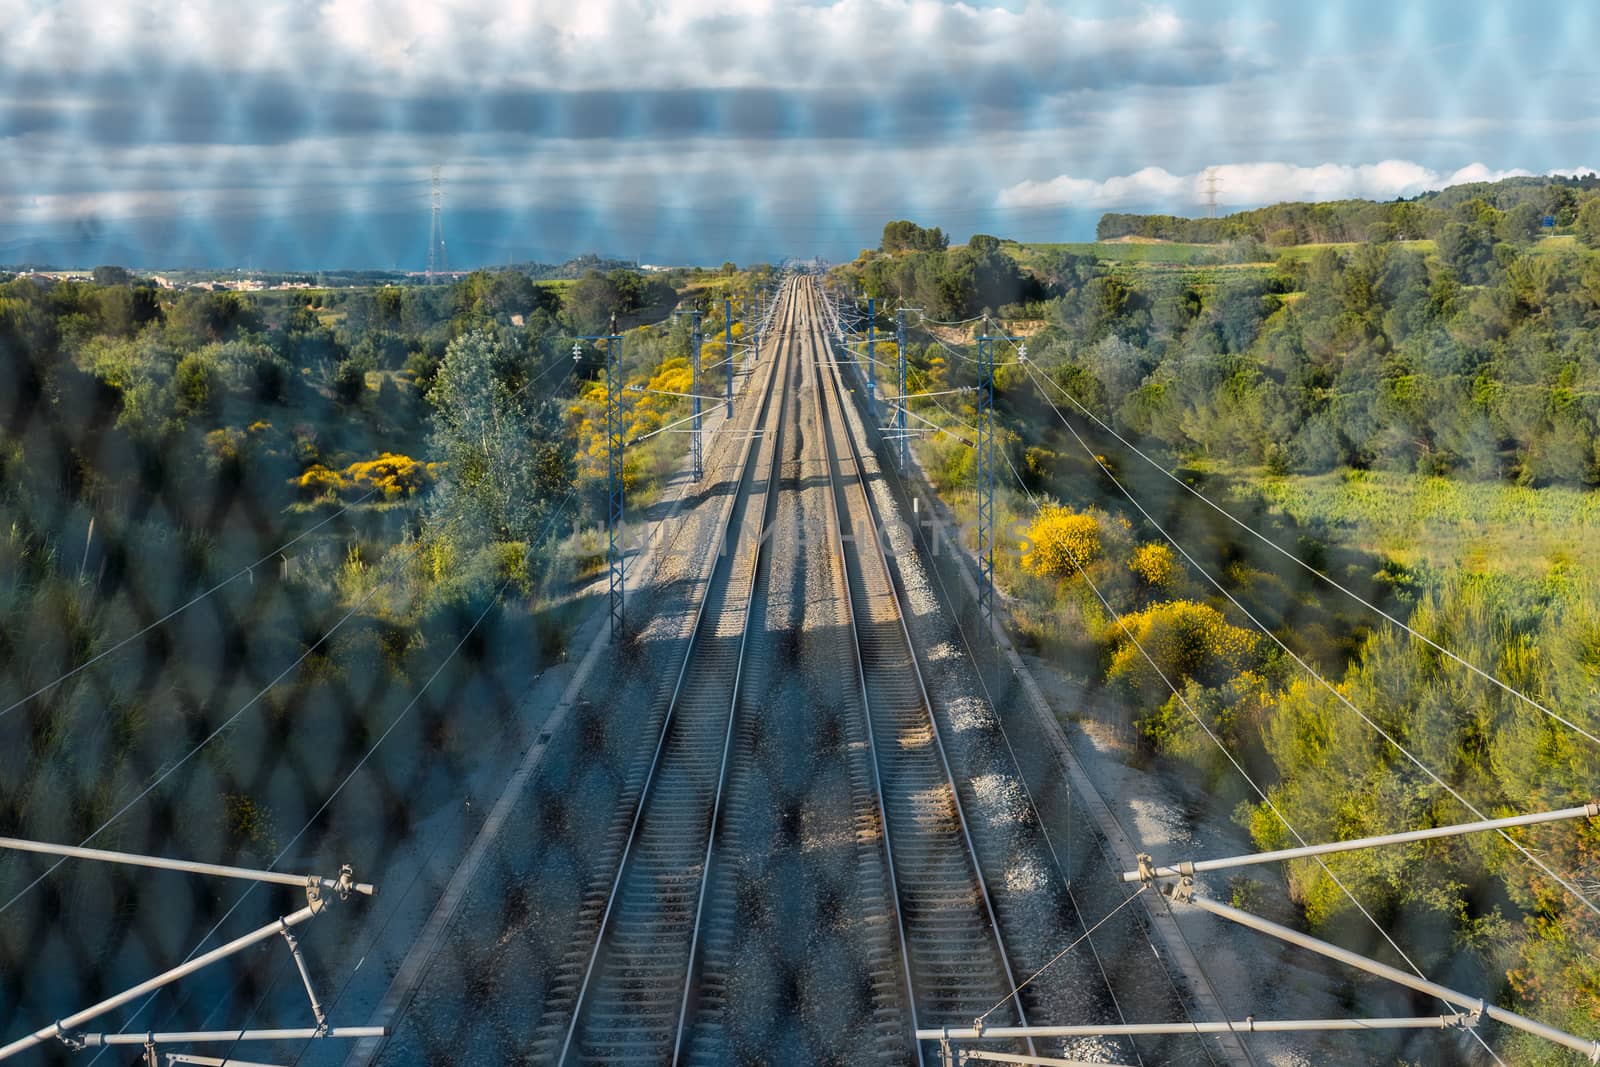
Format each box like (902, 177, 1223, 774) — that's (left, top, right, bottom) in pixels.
(809, 280, 1036, 1061)
(800, 280, 924, 1066)
(666, 284, 797, 1065)
(552, 279, 798, 1065)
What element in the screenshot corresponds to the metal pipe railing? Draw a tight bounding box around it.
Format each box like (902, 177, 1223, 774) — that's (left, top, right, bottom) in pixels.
(1122, 803, 1598, 883)
(0, 908, 322, 1059)
(80, 1028, 385, 1046)
(918, 1014, 1473, 1041)
(0, 837, 375, 896)
(955, 1049, 1135, 1066)
(1182, 889, 1600, 1062)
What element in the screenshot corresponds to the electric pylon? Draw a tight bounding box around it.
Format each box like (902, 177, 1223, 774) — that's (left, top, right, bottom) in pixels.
(426, 165, 447, 283)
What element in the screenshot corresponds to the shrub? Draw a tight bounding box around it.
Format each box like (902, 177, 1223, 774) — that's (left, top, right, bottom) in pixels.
(297, 464, 346, 497)
(1022, 505, 1101, 578)
(343, 452, 432, 499)
(1128, 542, 1179, 588)
(1105, 599, 1257, 698)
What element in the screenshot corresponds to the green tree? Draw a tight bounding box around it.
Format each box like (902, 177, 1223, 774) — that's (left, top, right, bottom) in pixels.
(880, 220, 948, 254)
(1576, 198, 1600, 248)
(171, 352, 219, 421)
(91, 265, 134, 287)
(427, 330, 574, 547)
(1437, 222, 1497, 285)
(1497, 201, 1544, 245)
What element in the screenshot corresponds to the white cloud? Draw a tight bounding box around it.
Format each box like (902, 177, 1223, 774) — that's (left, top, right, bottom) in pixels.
(996, 160, 1598, 210)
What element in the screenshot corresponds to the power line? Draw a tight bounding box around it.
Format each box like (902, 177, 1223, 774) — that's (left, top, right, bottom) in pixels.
(200, 490, 578, 1067)
(0, 513, 450, 919)
(79, 356, 581, 1056)
(0, 487, 380, 723)
(975, 371, 1508, 1063)
(3, 356, 580, 921)
(1021, 362, 1600, 752)
(876, 335, 1517, 1061)
(1016, 358, 1600, 925)
(827, 351, 1220, 1067)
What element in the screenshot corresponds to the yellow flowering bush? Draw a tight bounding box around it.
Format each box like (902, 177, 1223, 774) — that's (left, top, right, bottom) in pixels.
(298, 464, 346, 496)
(1128, 542, 1179, 588)
(1022, 505, 1101, 578)
(297, 452, 434, 500)
(344, 453, 432, 498)
(1105, 599, 1257, 696)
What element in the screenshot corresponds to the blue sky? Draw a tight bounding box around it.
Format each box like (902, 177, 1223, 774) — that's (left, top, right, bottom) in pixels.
(1, 0, 1595, 269)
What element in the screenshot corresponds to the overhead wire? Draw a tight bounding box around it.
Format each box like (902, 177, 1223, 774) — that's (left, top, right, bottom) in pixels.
(1017, 356, 1600, 921)
(848, 308, 1513, 1061)
(816, 307, 1209, 1067)
(0, 485, 380, 723)
(4, 349, 581, 918)
(940, 359, 1506, 1064)
(4, 314, 580, 727)
(210, 488, 578, 1067)
(1004, 355, 1585, 1061)
(200, 288, 800, 1053)
(1020, 358, 1600, 752)
(885, 379, 1246, 1064)
(82, 357, 583, 1054)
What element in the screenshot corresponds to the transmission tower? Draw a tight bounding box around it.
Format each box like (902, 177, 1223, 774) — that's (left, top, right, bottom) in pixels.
(426, 166, 447, 283)
(1203, 167, 1221, 220)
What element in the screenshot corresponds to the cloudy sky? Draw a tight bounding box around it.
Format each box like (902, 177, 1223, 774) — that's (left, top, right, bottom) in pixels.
(1, 0, 1596, 269)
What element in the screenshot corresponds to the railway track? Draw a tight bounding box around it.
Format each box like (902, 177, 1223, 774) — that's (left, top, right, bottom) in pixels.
(531, 277, 1067, 1066)
(532, 280, 800, 1065)
(805, 280, 1035, 1064)
(677, 279, 911, 1066)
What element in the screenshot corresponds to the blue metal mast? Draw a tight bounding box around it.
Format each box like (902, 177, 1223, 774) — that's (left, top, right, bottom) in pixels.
(975, 318, 1021, 633)
(865, 296, 876, 422)
(577, 315, 627, 641)
(673, 308, 705, 483)
(896, 307, 908, 473)
(724, 297, 734, 418)
(976, 320, 996, 629)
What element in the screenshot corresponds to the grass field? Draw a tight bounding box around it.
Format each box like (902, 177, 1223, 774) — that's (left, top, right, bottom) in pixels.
(1008, 238, 1449, 272)
(1528, 233, 1580, 254)
(1012, 240, 1223, 264)
(1224, 466, 1600, 576)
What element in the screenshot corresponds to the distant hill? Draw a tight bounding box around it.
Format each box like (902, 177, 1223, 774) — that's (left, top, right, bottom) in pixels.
(1097, 173, 1600, 245)
(508, 255, 644, 281)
